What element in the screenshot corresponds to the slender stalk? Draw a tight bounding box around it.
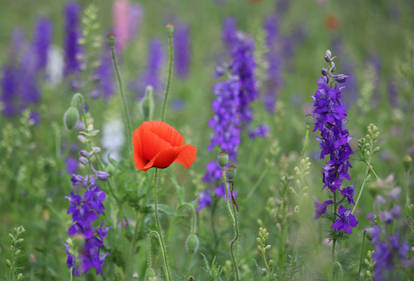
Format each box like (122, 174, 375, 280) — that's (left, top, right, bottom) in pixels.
(358, 231, 366, 281)
(222, 167, 240, 281)
(153, 168, 173, 281)
(109, 39, 133, 149)
(352, 166, 370, 214)
(161, 25, 174, 122)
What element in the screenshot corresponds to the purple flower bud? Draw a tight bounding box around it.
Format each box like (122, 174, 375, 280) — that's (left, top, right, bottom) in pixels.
(321, 68, 328, 76)
(334, 74, 348, 83)
(80, 150, 90, 158)
(79, 156, 89, 165)
(324, 55, 331, 63)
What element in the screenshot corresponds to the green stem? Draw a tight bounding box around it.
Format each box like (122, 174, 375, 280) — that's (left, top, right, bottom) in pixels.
(222, 167, 240, 281)
(153, 169, 173, 281)
(352, 165, 370, 214)
(110, 43, 133, 150)
(358, 231, 366, 281)
(161, 25, 174, 122)
(245, 165, 270, 201)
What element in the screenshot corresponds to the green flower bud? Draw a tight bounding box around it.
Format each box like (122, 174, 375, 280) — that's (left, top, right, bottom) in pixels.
(403, 155, 412, 171)
(185, 233, 199, 254)
(166, 24, 175, 33)
(140, 86, 155, 120)
(217, 151, 229, 167)
(226, 165, 237, 182)
(63, 106, 80, 130)
(107, 33, 116, 48)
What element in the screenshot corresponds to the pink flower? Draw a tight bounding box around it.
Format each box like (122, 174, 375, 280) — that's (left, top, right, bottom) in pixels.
(113, 0, 130, 50)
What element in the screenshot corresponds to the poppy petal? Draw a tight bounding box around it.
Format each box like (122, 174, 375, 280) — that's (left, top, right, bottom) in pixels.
(175, 144, 197, 168)
(143, 146, 183, 170)
(145, 121, 184, 147)
(132, 129, 147, 170)
(141, 124, 172, 161)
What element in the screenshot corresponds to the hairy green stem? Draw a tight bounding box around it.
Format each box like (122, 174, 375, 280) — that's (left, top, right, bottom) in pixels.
(110, 42, 133, 150)
(153, 169, 173, 281)
(161, 25, 174, 122)
(358, 231, 366, 281)
(222, 167, 240, 281)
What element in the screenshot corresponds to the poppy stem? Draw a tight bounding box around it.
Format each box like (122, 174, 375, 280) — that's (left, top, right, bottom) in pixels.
(161, 25, 174, 122)
(109, 38, 133, 151)
(222, 167, 240, 281)
(153, 168, 173, 281)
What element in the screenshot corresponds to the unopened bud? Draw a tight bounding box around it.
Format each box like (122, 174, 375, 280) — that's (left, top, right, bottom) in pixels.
(403, 155, 412, 171)
(185, 233, 199, 253)
(218, 151, 229, 167)
(107, 33, 116, 48)
(63, 106, 80, 130)
(140, 86, 155, 120)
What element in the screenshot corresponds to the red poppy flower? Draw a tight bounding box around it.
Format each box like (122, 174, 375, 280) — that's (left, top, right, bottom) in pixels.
(132, 121, 197, 171)
(325, 14, 340, 30)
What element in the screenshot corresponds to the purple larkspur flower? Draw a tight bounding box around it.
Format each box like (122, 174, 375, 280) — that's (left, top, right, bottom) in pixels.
(129, 39, 165, 99)
(313, 198, 333, 219)
(28, 111, 41, 125)
(312, 77, 353, 192)
(91, 44, 115, 100)
(222, 17, 237, 51)
(214, 183, 237, 201)
(174, 22, 191, 79)
(312, 52, 357, 234)
(66, 156, 79, 174)
(248, 124, 269, 139)
(341, 185, 355, 204)
(20, 50, 40, 105)
(33, 18, 53, 71)
(207, 77, 241, 161)
(331, 205, 358, 233)
(263, 15, 283, 112)
(64, 149, 110, 275)
(62, 242, 80, 276)
(1, 66, 20, 116)
(230, 33, 258, 126)
(197, 189, 212, 211)
(64, 2, 81, 76)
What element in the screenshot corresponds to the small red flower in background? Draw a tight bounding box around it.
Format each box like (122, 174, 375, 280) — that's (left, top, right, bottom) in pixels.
(325, 14, 340, 30)
(132, 121, 197, 171)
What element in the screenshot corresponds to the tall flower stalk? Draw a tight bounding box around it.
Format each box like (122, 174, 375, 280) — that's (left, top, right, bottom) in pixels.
(311, 50, 358, 259)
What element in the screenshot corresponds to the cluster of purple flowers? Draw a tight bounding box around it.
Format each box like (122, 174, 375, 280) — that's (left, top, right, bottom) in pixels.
(90, 44, 116, 101)
(198, 19, 262, 211)
(64, 2, 81, 76)
(129, 39, 165, 99)
(173, 21, 191, 79)
(64, 147, 111, 276)
(312, 51, 358, 234)
(365, 189, 413, 281)
(1, 17, 52, 120)
(262, 13, 306, 112)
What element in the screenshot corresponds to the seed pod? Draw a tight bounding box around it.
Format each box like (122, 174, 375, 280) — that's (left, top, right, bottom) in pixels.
(226, 165, 237, 182)
(217, 151, 229, 167)
(63, 106, 80, 130)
